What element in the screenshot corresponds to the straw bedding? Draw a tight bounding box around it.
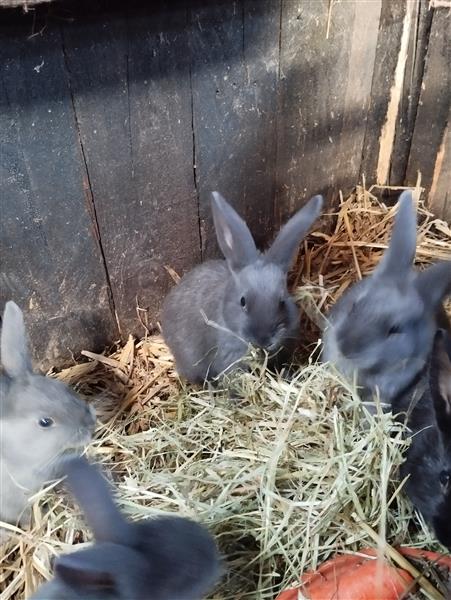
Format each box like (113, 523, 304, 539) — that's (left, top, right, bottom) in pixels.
(1, 186, 450, 600)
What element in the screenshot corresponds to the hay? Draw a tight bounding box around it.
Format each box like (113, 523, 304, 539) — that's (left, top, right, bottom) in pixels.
(1, 186, 450, 600)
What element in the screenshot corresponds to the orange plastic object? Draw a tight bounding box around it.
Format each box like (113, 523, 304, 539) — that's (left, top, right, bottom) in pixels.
(397, 547, 451, 570)
(276, 547, 451, 600)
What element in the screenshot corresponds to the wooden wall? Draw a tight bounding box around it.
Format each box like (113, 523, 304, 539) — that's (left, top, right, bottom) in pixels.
(0, 0, 449, 368)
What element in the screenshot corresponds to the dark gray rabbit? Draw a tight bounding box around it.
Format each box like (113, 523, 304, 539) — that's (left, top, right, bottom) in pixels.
(323, 191, 451, 405)
(393, 329, 451, 550)
(0, 301, 96, 541)
(161, 191, 323, 383)
(30, 456, 222, 600)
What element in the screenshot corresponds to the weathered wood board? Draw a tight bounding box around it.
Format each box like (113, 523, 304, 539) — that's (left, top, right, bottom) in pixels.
(389, 0, 433, 186)
(359, 1, 411, 186)
(190, 0, 281, 258)
(276, 0, 381, 222)
(406, 6, 450, 215)
(0, 18, 117, 369)
(427, 119, 450, 223)
(61, 3, 200, 337)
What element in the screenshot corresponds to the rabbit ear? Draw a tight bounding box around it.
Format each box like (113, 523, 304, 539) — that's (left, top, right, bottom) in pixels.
(56, 549, 115, 592)
(63, 456, 130, 545)
(375, 191, 417, 278)
(211, 192, 258, 271)
(265, 195, 323, 272)
(430, 330, 451, 434)
(1, 301, 32, 378)
(415, 261, 451, 310)
(55, 543, 148, 598)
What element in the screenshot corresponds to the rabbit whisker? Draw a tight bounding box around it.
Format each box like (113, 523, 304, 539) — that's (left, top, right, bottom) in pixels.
(200, 310, 249, 347)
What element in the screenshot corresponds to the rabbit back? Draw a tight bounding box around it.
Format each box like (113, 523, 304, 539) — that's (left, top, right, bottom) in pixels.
(161, 260, 247, 382)
(394, 330, 451, 550)
(134, 516, 222, 599)
(397, 395, 443, 520)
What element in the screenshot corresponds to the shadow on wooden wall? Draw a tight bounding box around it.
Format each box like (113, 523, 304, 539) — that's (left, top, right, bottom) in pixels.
(0, 0, 449, 367)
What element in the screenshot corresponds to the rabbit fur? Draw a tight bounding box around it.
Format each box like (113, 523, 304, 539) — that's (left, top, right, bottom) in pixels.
(393, 329, 451, 550)
(30, 456, 222, 600)
(0, 301, 96, 540)
(323, 191, 451, 406)
(161, 192, 323, 383)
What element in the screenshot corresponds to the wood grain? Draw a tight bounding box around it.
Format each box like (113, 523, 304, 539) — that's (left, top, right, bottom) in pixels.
(61, 3, 200, 336)
(0, 20, 116, 368)
(406, 7, 451, 208)
(190, 0, 281, 258)
(276, 0, 381, 222)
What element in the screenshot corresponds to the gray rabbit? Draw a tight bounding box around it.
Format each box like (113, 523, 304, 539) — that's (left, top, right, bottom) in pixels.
(0, 301, 96, 540)
(393, 329, 451, 550)
(161, 191, 324, 383)
(30, 456, 222, 600)
(323, 191, 451, 406)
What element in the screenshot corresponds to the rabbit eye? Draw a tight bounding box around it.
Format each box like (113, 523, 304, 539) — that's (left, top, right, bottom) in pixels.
(279, 299, 286, 310)
(38, 417, 54, 428)
(388, 324, 402, 336)
(439, 470, 450, 490)
(240, 296, 246, 308)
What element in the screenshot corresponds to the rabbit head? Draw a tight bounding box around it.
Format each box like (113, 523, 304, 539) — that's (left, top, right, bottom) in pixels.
(31, 456, 221, 599)
(323, 191, 451, 402)
(1, 302, 95, 483)
(401, 330, 451, 550)
(32, 543, 153, 600)
(212, 192, 323, 354)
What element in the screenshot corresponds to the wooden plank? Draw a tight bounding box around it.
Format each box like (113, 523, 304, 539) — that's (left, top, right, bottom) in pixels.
(359, 1, 411, 186)
(276, 0, 381, 222)
(427, 118, 451, 222)
(389, 0, 433, 185)
(405, 7, 451, 207)
(0, 20, 117, 370)
(61, 3, 200, 336)
(190, 0, 281, 258)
